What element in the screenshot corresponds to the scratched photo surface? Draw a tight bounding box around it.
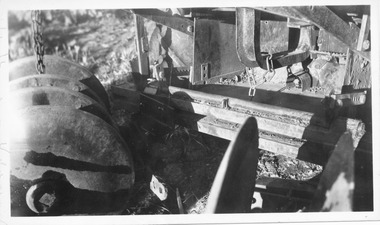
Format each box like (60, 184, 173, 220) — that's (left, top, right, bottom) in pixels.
(4, 3, 377, 224)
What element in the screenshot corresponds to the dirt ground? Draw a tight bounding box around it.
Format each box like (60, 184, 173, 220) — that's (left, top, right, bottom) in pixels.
(8, 9, 322, 214)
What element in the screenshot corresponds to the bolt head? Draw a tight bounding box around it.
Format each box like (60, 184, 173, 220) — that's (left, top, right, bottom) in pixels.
(187, 25, 194, 33)
(363, 40, 370, 50)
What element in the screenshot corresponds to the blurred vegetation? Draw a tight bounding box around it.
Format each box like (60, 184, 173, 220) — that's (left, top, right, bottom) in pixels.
(8, 9, 136, 87)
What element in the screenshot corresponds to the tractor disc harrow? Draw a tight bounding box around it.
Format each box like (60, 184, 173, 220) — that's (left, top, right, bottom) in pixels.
(9, 55, 110, 110)
(8, 56, 134, 216)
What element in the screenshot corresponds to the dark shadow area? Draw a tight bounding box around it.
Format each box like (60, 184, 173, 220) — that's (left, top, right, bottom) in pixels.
(80, 76, 111, 110)
(353, 133, 374, 211)
(11, 170, 130, 216)
(32, 91, 50, 105)
(23, 151, 132, 174)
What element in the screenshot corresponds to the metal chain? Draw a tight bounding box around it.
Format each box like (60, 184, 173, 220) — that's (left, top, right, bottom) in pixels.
(247, 66, 276, 99)
(31, 10, 45, 74)
(265, 53, 274, 72)
(247, 67, 256, 98)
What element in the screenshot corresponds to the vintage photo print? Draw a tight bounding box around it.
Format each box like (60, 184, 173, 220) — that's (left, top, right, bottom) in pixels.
(1, 0, 379, 224)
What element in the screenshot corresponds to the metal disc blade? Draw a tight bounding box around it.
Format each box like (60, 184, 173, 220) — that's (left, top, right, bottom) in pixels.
(9, 55, 110, 109)
(10, 106, 134, 192)
(8, 86, 117, 128)
(9, 74, 106, 109)
(206, 116, 260, 213)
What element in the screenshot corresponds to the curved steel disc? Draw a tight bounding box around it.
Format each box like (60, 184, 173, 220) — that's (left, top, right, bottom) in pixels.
(9, 74, 106, 109)
(10, 106, 134, 192)
(9, 55, 110, 109)
(9, 86, 117, 129)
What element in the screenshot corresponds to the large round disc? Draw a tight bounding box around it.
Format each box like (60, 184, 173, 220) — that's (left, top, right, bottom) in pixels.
(8, 86, 117, 128)
(10, 106, 134, 192)
(9, 55, 110, 109)
(9, 74, 106, 109)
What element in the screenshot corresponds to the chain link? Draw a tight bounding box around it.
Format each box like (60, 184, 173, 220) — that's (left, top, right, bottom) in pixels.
(246, 66, 276, 98)
(31, 10, 45, 74)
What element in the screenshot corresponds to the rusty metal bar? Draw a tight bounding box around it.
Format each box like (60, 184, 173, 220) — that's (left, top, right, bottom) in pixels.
(110, 85, 366, 164)
(357, 14, 370, 51)
(167, 86, 365, 147)
(133, 9, 194, 36)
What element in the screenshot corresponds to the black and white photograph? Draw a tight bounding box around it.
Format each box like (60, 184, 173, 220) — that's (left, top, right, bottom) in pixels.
(0, 0, 379, 224)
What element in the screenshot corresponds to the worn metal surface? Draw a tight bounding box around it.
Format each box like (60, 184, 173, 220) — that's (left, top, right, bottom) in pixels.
(296, 71, 312, 92)
(148, 23, 193, 69)
(308, 57, 346, 95)
(193, 18, 245, 84)
(9, 74, 106, 109)
(9, 55, 110, 109)
(139, 93, 175, 131)
(236, 8, 312, 70)
(10, 106, 134, 215)
(142, 86, 367, 165)
(10, 106, 134, 190)
(206, 117, 259, 213)
(8, 86, 116, 128)
(254, 6, 370, 61)
(168, 86, 364, 133)
(318, 29, 349, 53)
(344, 49, 371, 89)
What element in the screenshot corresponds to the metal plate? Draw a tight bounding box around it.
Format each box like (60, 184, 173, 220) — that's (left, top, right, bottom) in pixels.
(9, 74, 106, 109)
(193, 18, 245, 84)
(9, 55, 110, 109)
(8, 86, 116, 128)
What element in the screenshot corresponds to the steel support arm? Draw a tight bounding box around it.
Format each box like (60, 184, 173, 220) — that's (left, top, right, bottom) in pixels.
(254, 6, 370, 61)
(236, 8, 312, 70)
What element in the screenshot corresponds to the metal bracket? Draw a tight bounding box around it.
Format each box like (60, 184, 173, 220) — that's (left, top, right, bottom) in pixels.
(201, 63, 210, 81)
(331, 91, 367, 107)
(236, 8, 312, 70)
(254, 6, 370, 61)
